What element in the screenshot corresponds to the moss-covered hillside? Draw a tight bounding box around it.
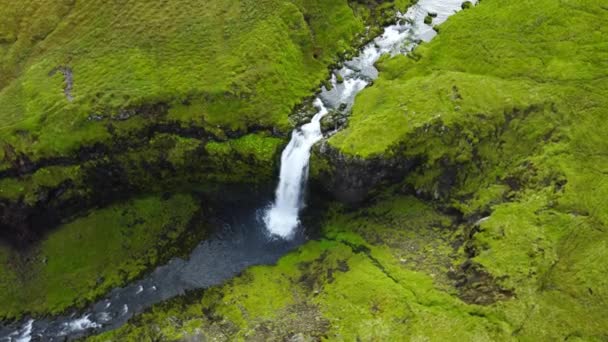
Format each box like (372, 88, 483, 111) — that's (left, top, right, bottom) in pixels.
(88, 0, 608, 340)
(0, 0, 370, 159)
(0, 0, 405, 240)
(0, 193, 202, 320)
(0, 0, 407, 321)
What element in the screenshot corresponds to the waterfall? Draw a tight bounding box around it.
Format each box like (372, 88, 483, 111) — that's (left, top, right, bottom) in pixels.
(264, 0, 477, 239)
(264, 99, 328, 238)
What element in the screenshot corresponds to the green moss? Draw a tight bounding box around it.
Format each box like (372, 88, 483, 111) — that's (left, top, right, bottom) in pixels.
(309, 147, 333, 179)
(89, 194, 509, 341)
(164, 135, 203, 167)
(0, 0, 390, 163)
(90, 1, 608, 338)
(87, 185, 606, 341)
(5, 0, 608, 340)
(0, 165, 83, 204)
(335, 72, 344, 84)
(395, 0, 419, 12)
(203, 133, 283, 183)
(0, 132, 282, 212)
(322, 0, 608, 340)
(323, 195, 456, 291)
(206, 133, 282, 164)
(329, 0, 607, 158)
(330, 70, 546, 158)
(0, 193, 200, 320)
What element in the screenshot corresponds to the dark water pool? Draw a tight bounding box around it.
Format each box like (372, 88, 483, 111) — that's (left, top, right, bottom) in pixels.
(1, 195, 307, 341)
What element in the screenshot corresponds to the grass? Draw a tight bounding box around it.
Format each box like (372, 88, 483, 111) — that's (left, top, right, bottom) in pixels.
(322, 0, 608, 339)
(86, 191, 607, 341)
(329, 0, 608, 157)
(0, 165, 83, 203)
(0, 193, 200, 320)
(0, 0, 403, 229)
(88, 0, 608, 340)
(0, 0, 378, 165)
(0, 132, 282, 213)
(4, 0, 608, 340)
(87, 195, 509, 341)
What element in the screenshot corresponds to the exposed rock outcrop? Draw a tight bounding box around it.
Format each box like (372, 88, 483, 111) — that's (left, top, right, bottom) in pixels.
(311, 142, 418, 204)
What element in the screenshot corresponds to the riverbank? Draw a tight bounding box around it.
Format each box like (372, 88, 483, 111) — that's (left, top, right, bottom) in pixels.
(0, 193, 204, 321)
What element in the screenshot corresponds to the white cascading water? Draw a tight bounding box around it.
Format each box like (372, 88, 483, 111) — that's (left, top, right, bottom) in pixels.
(264, 99, 328, 238)
(264, 0, 476, 239)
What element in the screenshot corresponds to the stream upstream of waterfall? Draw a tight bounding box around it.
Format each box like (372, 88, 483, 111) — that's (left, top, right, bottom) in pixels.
(1, 0, 474, 340)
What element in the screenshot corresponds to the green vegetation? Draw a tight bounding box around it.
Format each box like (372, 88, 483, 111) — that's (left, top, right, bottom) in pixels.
(0, 0, 389, 164)
(0, 165, 82, 204)
(330, 0, 607, 158)
(203, 133, 284, 184)
(0, 0, 407, 322)
(89, 0, 608, 340)
(0, 193, 200, 320)
(0, 132, 280, 228)
(109, 132, 283, 191)
(322, 0, 608, 339)
(461, 1, 473, 10)
(1, 0, 607, 340)
(90, 195, 508, 341)
(0, 0, 406, 238)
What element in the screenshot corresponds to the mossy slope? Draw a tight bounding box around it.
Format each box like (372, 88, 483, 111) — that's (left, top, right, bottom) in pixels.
(0, 0, 405, 239)
(0, 0, 407, 323)
(0, 131, 281, 243)
(322, 0, 608, 339)
(0, 0, 390, 163)
(0, 193, 200, 320)
(88, 190, 607, 341)
(89, 196, 509, 341)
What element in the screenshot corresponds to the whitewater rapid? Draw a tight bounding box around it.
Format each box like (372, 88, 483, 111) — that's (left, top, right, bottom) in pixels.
(264, 0, 475, 238)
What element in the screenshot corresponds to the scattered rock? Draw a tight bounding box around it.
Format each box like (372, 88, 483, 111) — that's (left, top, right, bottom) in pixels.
(335, 72, 344, 84)
(49, 66, 74, 102)
(461, 1, 473, 10)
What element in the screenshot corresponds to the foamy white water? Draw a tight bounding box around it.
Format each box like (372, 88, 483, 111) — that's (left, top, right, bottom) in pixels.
(264, 0, 475, 238)
(10, 319, 33, 342)
(135, 285, 144, 294)
(264, 99, 328, 238)
(61, 315, 100, 336)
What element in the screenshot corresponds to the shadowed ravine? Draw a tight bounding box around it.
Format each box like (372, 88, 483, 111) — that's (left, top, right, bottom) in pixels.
(1, 0, 474, 340)
(1, 196, 306, 341)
